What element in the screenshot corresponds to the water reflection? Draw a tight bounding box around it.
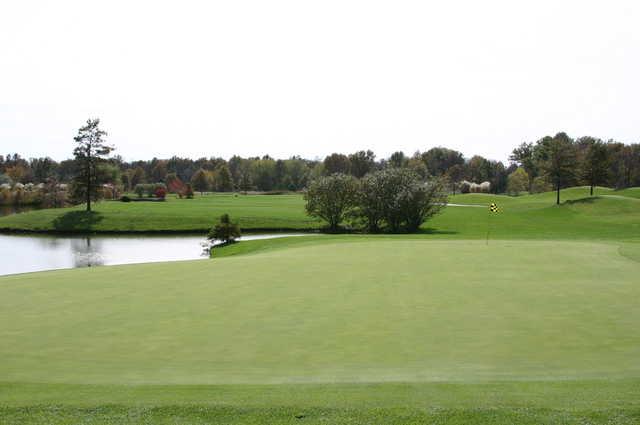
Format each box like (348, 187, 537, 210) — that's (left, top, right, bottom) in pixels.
(0, 234, 208, 276)
(0, 233, 312, 276)
(71, 237, 105, 268)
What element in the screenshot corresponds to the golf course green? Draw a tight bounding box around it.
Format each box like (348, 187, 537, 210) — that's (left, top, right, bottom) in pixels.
(1, 187, 639, 424)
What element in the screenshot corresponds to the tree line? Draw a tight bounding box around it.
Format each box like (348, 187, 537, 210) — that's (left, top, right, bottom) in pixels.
(1, 122, 639, 207)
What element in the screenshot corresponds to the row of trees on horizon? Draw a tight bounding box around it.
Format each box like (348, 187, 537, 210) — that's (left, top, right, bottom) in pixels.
(1, 122, 639, 206)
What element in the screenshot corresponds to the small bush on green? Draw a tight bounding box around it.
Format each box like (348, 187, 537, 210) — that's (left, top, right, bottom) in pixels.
(208, 214, 241, 245)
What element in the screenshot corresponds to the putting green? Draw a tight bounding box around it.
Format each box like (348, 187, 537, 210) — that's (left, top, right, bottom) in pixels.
(1, 239, 638, 385)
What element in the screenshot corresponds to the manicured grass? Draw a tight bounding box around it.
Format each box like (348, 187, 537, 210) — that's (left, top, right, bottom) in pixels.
(436, 188, 640, 241)
(0, 187, 639, 242)
(1, 239, 639, 423)
(3, 240, 638, 383)
(0, 193, 320, 233)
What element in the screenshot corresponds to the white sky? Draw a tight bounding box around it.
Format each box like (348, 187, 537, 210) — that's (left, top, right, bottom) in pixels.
(1, 0, 639, 162)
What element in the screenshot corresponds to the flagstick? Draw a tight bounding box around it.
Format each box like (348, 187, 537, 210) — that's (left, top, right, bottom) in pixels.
(486, 209, 490, 245)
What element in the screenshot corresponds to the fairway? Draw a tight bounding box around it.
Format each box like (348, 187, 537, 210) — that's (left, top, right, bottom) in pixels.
(0, 193, 319, 233)
(2, 239, 639, 385)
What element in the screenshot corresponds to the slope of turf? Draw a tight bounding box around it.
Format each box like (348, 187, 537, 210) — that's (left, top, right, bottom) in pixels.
(1, 187, 639, 242)
(613, 187, 640, 199)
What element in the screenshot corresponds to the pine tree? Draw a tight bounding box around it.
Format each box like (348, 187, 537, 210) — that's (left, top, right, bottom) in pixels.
(536, 133, 577, 205)
(72, 119, 114, 211)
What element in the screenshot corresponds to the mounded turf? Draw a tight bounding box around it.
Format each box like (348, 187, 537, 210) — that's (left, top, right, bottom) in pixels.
(1, 238, 639, 423)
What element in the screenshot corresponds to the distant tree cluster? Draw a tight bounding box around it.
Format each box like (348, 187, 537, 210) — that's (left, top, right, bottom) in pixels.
(2, 125, 639, 208)
(304, 169, 448, 232)
(507, 132, 640, 203)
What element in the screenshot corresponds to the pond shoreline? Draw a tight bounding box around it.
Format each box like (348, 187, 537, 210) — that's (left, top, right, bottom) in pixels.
(0, 232, 317, 276)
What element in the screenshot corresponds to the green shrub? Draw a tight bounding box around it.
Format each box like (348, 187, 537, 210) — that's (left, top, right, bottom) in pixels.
(357, 168, 447, 232)
(304, 173, 359, 231)
(208, 214, 241, 245)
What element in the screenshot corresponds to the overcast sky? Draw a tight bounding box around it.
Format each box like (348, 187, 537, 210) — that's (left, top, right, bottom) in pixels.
(1, 1, 639, 162)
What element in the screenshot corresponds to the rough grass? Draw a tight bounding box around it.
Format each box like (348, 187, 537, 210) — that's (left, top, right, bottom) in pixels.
(3, 405, 639, 425)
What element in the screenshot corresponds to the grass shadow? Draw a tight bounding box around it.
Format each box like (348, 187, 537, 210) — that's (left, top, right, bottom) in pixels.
(52, 210, 104, 232)
(563, 197, 599, 205)
(418, 228, 459, 235)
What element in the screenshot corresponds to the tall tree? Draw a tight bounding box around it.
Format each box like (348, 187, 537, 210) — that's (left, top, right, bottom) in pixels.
(151, 160, 168, 182)
(214, 164, 234, 192)
(129, 166, 146, 190)
(30, 157, 58, 182)
(323, 153, 351, 175)
(507, 167, 529, 195)
(388, 151, 408, 168)
(190, 169, 210, 194)
(284, 158, 310, 190)
(420, 147, 465, 176)
(581, 138, 609, 196)
(535, 133, 577, 205)
(510, 142, 537, 192)
(72, 119, 114, 211)
(348, 150, 376, 178)
(445, 164, 464, 194)
(466, 155, 491, 182)
(251, 158, 277, 191)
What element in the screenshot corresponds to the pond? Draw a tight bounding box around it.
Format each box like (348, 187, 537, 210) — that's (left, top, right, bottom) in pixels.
(0, 233, 310, 276)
